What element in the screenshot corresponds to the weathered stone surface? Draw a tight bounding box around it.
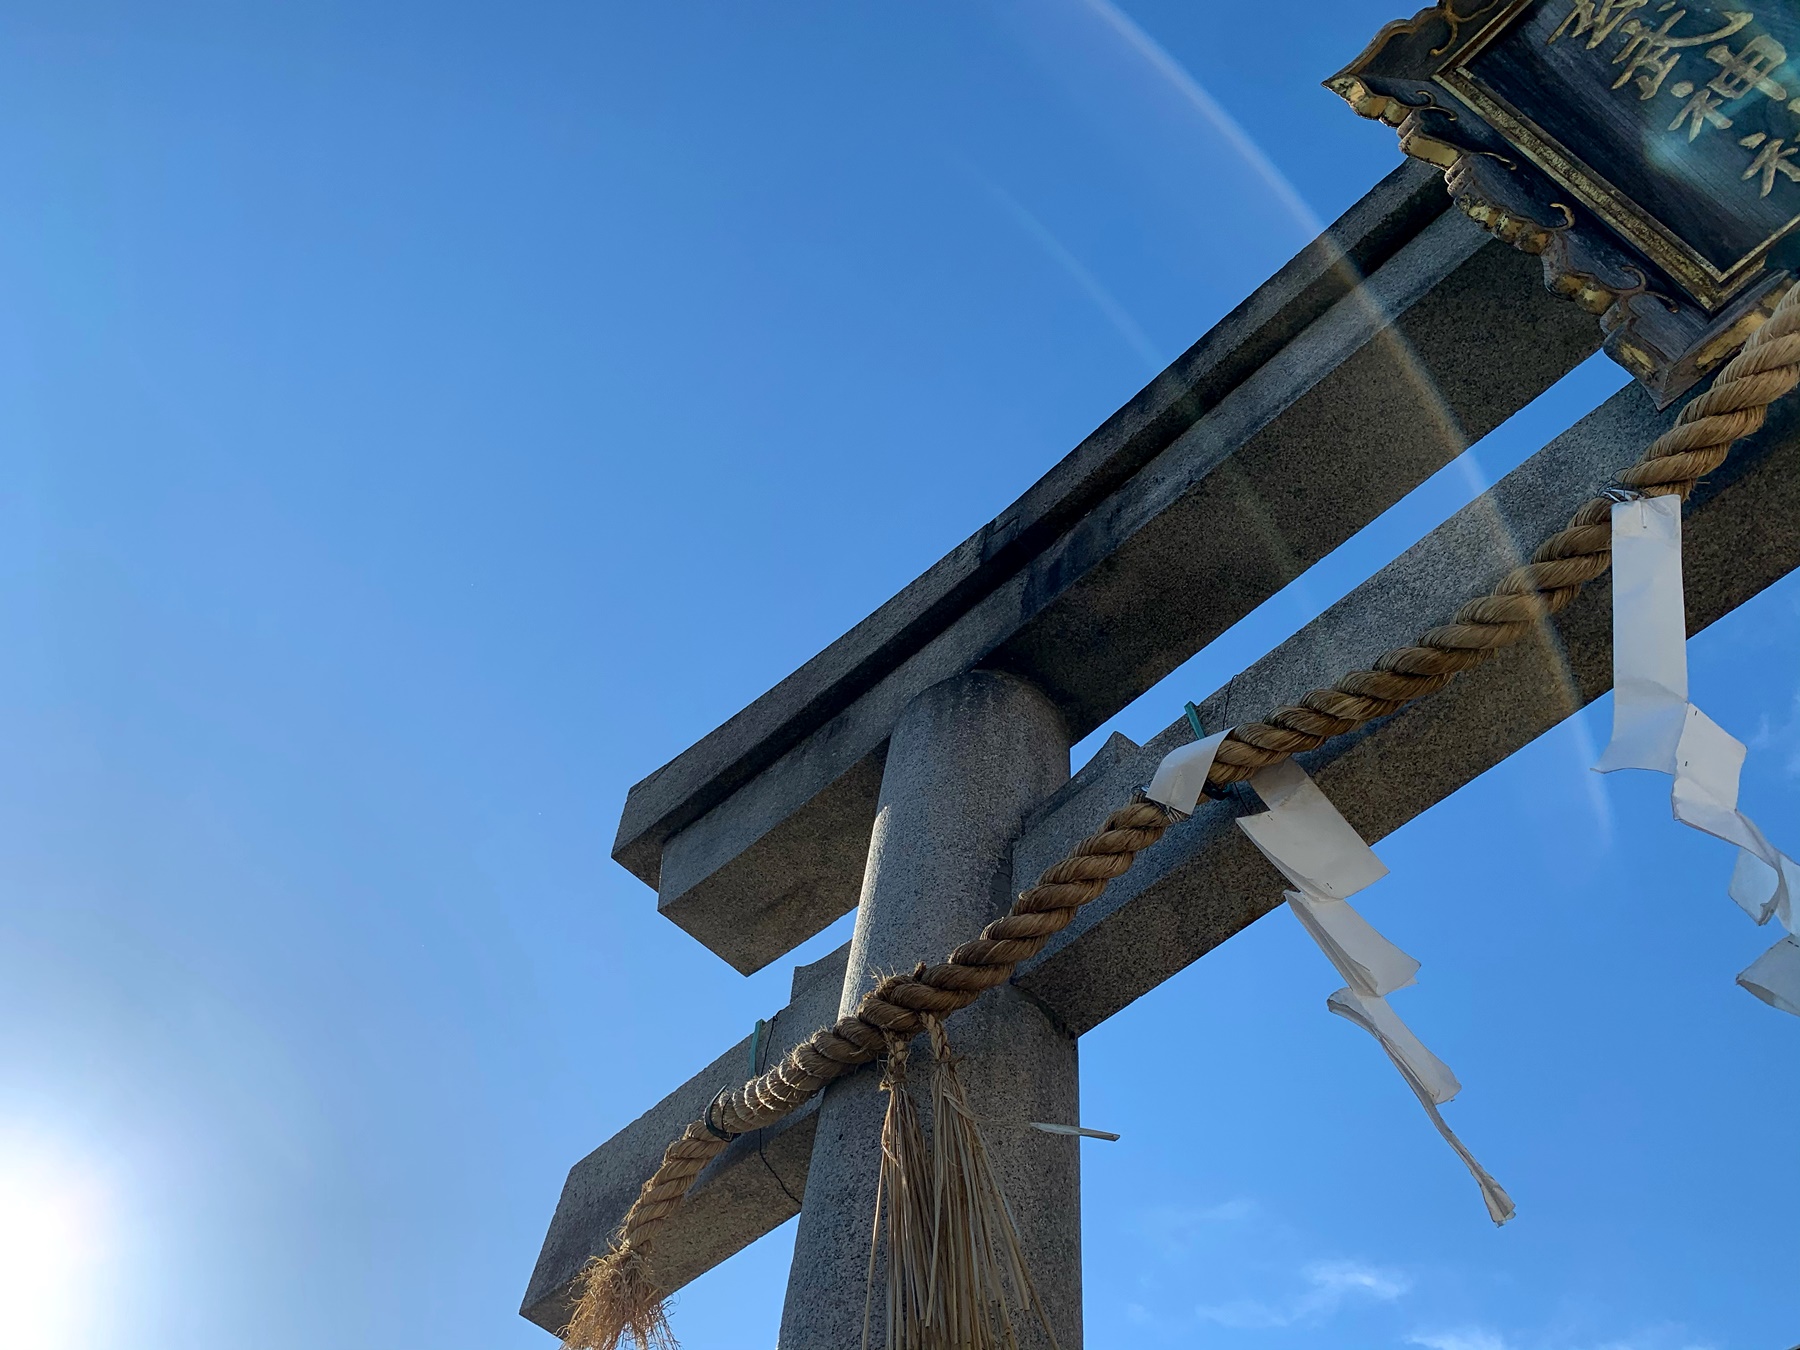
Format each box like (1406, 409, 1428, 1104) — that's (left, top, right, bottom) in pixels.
(656, 200, 1603, 974)
(532, 377, 1800, 1314)
(616, 160, 1450, 894)
(519, 943, 848, 1335)
(779, 671, 1079, 1350)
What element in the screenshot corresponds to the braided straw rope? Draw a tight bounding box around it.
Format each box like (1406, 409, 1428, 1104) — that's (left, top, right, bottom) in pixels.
(562, 280, 1800, 1350)
(1206, 287, 1800, 782)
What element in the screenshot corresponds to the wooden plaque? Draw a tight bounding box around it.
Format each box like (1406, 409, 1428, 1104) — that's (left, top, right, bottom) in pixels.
(1331, 0, 1800, 404)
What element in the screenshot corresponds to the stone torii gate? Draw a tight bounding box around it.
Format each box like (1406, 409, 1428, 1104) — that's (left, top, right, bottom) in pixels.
(523, 3, 1800, 1344)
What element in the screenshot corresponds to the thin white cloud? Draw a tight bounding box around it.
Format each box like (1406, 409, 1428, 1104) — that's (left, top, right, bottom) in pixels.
(1196, 1297, 1295, 1331)
(1748, 682, 1800, 776)
(1411, 1330, 1510, 1350)
(1408, 1322, 1720, 1350)
(1196, 1257, 1411, 1328)
(1146, 1196, 1257, 1228)
(1135, 1196, 1258, 1258)
(1308, 1258, 1411, 1301)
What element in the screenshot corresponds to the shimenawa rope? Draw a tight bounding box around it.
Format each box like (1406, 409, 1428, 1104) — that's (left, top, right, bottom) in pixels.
(561, 280, 1800, 1350)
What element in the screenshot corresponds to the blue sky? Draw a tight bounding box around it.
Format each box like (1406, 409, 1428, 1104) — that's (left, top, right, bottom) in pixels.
(0, 3, 1794, 1349)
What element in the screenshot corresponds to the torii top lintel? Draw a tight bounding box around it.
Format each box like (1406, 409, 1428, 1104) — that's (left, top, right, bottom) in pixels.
(610, 160, 1610, 975)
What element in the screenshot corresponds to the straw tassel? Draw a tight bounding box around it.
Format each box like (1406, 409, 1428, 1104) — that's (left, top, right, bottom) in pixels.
(560, 1243, 676, 1350)
(924, 1016, 1058, 1350)
(865, 1033, 940, 1350)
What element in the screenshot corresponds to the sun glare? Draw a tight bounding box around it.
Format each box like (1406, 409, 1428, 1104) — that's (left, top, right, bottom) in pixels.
(0, 1140, 105, 1350)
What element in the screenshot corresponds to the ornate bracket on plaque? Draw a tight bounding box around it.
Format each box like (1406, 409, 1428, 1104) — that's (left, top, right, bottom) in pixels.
(1330, 0, 1800, 405)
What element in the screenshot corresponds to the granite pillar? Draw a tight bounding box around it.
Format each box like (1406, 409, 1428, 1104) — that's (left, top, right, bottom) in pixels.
(776, 670, 1081, 1349)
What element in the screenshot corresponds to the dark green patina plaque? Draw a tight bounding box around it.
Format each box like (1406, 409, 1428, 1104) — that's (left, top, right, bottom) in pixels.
(1332, 0, 1800, 403)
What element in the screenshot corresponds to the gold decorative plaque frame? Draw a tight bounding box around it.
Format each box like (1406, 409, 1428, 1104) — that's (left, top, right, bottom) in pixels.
(1329, 0, 1800, 402)
(1440, 0, 1797, 305)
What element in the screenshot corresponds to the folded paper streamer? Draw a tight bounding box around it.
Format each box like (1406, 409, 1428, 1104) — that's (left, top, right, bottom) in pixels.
(1738, 936, 1800, 1016)
(1236, 758, 1390, 901)
(1145, 742, 1514, 1225)
(1145, 728, 1231, 816)
(1326, 988, 1514, 1224)
(1595, 495, 1800, 1014)
(1237, 759, 1513, 1224)
(1287, 887, 1419, 999)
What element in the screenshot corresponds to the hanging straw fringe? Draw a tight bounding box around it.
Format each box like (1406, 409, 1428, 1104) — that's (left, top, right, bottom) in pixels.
(864, 1018, 1059, 1350)
(924, 1016, 1058, 1350)
(865, 1034, 940, 1350)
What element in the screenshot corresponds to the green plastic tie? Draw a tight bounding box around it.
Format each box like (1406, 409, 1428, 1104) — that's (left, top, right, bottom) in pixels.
(748, 1018, 767, 1077)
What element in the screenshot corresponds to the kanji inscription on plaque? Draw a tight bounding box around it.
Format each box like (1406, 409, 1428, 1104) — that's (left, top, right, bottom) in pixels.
(1331, 0, 1800, 403)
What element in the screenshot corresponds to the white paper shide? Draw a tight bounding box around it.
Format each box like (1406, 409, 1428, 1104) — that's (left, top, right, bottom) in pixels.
(1142, 725, 1513, 1224)
(1595, 494, 1800, 1014)
(1239, 759, 1515, 1225)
